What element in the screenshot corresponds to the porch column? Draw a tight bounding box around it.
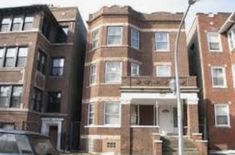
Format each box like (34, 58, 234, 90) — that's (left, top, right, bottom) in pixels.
(120, 100, 131, 155)
(186, 99, 199, 136)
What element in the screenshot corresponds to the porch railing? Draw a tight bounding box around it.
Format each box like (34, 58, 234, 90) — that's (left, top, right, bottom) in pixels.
(122, 76, 197, 88)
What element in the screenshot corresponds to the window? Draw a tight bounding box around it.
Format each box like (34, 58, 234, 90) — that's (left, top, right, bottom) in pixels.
(228, 28, 235, 50)
(47, 92, 61, 113)
(104, 102, 120, 125)
(1, 18, 11, 32)
(89, 64, 96, 85)
(88, 103, 95, 125)
(11, 17, 23, 31)
(16, 47, 28, 67)
(211, 67, 226, 88)
(156, 65, 171, 77)
(105, 62, 122, 83)
(207, 33, 222, 51)
(131, 105, 139, 125)
(107, 142, 116, 148)
(37, 50, 47, 74)
(131, 28, 139, 49)
(23, 16, 34, 30)
(62, 26, 69, 35)
(232, 64, 235, 87)
(107, 26, 123, 46)
(155, 32, 169, 51)
(0, 86, 11, 108)
(10, 86, 22, 108)
(4, 47, 16, 67)
(0, 85, 22, 108)
(131, 63, 140, 76)
(92, 29, 99, 49)
(31, 88, 42, 112)
(0, 48, 4, 67)
(51, 58, 64, 76)
(215, 104, 230, 127)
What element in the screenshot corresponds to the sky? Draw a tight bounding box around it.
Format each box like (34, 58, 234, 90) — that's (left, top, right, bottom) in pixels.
(0, 0, 234, 31)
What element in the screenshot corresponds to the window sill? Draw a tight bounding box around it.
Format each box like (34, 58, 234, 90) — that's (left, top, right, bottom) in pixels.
(215, 125, 231, 128)
(84, 125, 120, 128)
(212, 86, 227, 89)
(209, 50, 223, 53)
(0, 29, 39, 34)
(0, 68, 25, 72)
(155, 50, 170, 52)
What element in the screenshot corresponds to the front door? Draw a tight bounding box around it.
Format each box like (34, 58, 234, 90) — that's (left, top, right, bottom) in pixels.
(49, 125, 58, 148)
(159, 105, 176, 135)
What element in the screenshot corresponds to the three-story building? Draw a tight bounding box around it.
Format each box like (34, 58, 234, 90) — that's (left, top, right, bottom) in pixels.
(81, 5, 206, 155)
(0, 5, 86, 150)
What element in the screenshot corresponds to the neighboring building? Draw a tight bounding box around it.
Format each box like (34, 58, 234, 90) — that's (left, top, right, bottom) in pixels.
(188, 12, 235, 154)
(0, 5, 86, 150)
(81, 5, 206, 155)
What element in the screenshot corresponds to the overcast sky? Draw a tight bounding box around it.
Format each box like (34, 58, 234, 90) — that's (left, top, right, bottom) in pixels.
(0, 0, 234, 30)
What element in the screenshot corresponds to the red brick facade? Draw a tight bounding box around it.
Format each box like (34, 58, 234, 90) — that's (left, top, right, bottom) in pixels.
(188, 12, 235, 154)
(0, 5, 86, 150)
(81, 5, 205, 155)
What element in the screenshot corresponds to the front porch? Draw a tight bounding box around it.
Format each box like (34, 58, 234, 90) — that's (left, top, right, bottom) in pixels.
(120, 76, 207, 155)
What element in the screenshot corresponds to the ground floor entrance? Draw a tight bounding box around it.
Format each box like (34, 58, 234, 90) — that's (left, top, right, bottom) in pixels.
(41, 117, 64, 151)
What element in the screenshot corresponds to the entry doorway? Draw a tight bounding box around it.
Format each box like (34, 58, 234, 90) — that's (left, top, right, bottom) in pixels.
(49, 125, 58, 148)
(159, 105, 177, 135)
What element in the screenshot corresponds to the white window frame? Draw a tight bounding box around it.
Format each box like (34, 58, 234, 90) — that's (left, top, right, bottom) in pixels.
(214, 104, 230, 127)
(105, 61, 122, 84)
(232, 64, 235, 88)
(87, 103, 95, 125)
(89, 64, 96, 85)
(156, 64, 171, 77)
(211, 66, 227, 88)
(104, 102, 120, 126)
(106, 26, 123, 46)
(207, 32, 222, 52)
(228, 26, 235, 51)
(155, 32, 169, 52)
(131, 63, 140, 76)
(131, 28, 139, 49)
(1, 17, 12, 32)
(91, 29, 99, 49)
(11, 16, 23, 31)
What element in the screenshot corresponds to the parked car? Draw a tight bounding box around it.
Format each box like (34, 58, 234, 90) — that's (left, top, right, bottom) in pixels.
(0, 129, 60, 155)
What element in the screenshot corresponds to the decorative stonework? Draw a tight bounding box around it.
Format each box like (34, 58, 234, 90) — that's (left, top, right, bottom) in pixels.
(122, 76, 197, 88)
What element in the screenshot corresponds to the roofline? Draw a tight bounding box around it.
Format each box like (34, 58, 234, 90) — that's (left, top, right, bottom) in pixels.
(219, 12, 235, 33)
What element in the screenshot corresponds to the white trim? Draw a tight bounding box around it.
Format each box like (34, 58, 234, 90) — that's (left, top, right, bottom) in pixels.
(210, 150, 235, 154)
(214, 104, 230, 128)
(227, 25, 235, 51)
(207, 32, 223, 52)
(82, 97, 120, 104)
(103, 102, 121, 126)
(130, 125, 159, 128)
(211, 66, 227, 88)
(85, 57, 142, 66)
(80, 135, 120, 139)
(41, 117, 64, 151)
(89, 23, 185, 32)
(155, 32, 170, 52)
(121, 92, 198, 104)
(155, 63, 171, 77)
(106, 26, 123, 46)
(130, 28, 139, 50)
(84, 125, 121, 128)
(231, 64, 235, 88)
(131, 63, 140, 76)
(104, 61, 122, 84)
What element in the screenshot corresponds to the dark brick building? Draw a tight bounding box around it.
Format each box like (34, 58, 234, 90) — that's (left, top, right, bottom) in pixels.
(188, 12, 235, 154)
(81, 5, 207, 155)
(0, 5, 86, 150)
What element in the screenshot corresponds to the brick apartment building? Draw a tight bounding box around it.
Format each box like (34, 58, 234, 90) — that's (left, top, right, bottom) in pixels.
(81, 5, 207, 155)
(188, 12, 235, 154)
(0, 5, 86, 150)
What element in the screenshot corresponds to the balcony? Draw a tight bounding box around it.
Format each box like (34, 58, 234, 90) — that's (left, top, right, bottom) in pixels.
(121, 76, 197, 88)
